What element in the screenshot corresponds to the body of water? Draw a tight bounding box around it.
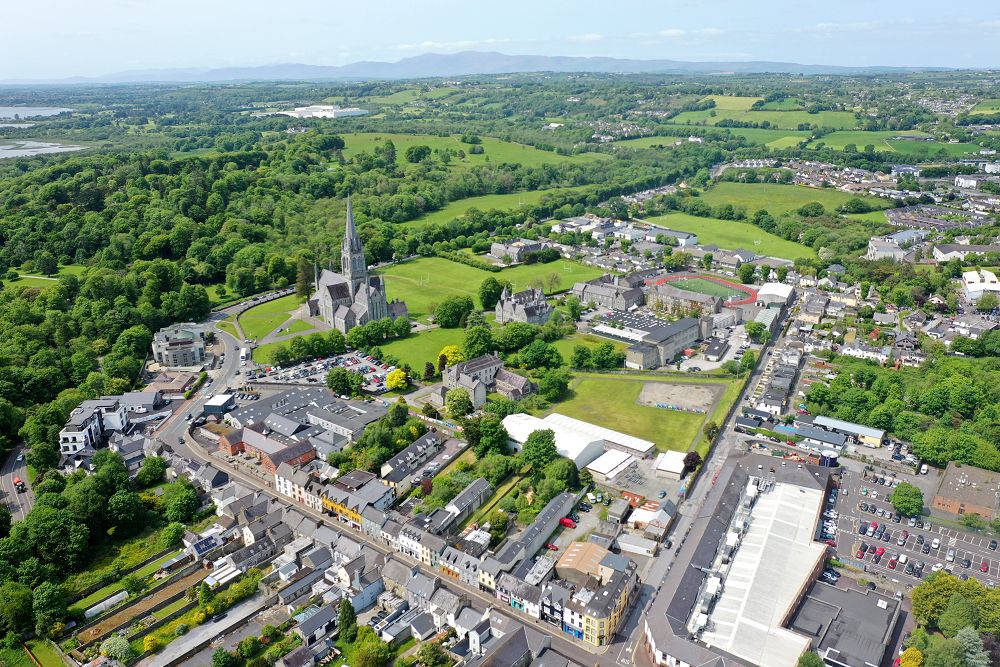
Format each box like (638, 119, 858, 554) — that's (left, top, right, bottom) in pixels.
(0, 106, 74, 119)
(0, 140, 85, 158)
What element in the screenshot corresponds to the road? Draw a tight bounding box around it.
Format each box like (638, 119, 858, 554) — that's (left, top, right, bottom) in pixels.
(165, 320, 602, 667)
(1, 443, 34, 521)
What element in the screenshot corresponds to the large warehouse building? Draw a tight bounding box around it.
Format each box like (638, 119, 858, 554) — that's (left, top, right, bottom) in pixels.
(502, 412, 656, 468)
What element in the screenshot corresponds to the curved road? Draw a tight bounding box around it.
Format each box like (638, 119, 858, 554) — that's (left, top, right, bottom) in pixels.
(1, 444, 34, 522)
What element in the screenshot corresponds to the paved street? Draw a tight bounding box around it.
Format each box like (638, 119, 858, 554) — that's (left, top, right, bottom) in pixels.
(1, 443, 34, 521)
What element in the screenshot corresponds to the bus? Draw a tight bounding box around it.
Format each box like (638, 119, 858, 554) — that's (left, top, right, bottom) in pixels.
(240, 348, 249, 362)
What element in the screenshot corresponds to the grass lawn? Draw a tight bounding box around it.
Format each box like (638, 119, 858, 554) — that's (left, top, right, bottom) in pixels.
(0, 645, 32, 667)
(807, 130, 979, 156)
(403, 188, 586, 228)
(217, 316, 240, 340)
(69, 548, 185, 614)
(694, 378, 745, 456)
(378, 257, 604, 322)
(237, 294, 300, 340)
(758, 98, 805, 110)
(150, 597, 192, 621)
(550, 374, 725, 452)
(612, 136, 684, 149)
(379, 327, 464, 370)
(552, 333, 628, 364)
(339, 132, 606, 169)
(644, 211, 816, 260)
(847, 210, 889, 224)
(699, 182, 887, 216)
(26, 640, 63, 667)
(63, 527, 177, 599)
(284, 319, 314, 335)
(723, 127, 812, 148)
(669, 277, 744, 299)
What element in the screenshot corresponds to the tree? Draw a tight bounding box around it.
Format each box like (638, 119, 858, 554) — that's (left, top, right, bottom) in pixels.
(462, 326, 494, 360)
(538, 368, 571, 402)
(479, 277, 505, 310)
(683, 451, 703, 474)
(385, 369, 408, 391)
(423, 361, 436, 380)
(798, 202, 825, 217)
(198, 581, 215, 607)
(107, 489, 145, 536)
(434, 296, 475, 327)
(437, 345, 465, 367)
(338, 598, 358, 642)
(135, 456, 167, 488)
(295, 256, 313, 302)
(404, 145, 432, 163)
(36, 251, 57, 276)
(738, 263, 756, 284)
(521, 429, 558, 469)
(445, 388, 474, 417)
(956, 626, 990, 667)
(571, 345, 592, 368)
(32, 581, 66, 637)
(101, 636, 136, 663)
(0, 507, 10, 540)
(353, 626, 393, 667)
(891, 482, 924, 517)
(211, 649, 241, 667)
(703, 421, 720, 440)
(978, 292, 999, 313)
(476, 415, 510, 458)
(922, 637, 966, 667)
(797, 653, 824, 667)
(121, 573, 146, 595)
(0, 582, 33, 636)
(912, 573, 960, 626)
(516, 340, 562, 370)
(159, 522, 186, 549)
(162, 482, 199, 523)
(544, 458, 579, 490)
(327, 367, 364, 396)
(899, 647, 923, 667)
(237, 635, 261, 660)
(416, 640, 450, 667)
(745, 320, 769, 343)
(565, 296, 583, 321)
(938, 593, 979, 637)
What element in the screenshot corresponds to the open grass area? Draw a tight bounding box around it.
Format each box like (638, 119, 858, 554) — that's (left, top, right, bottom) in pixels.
(237, 294, 299, 340)
(465, 467, 529, 528)
(63, 526, 177, 599)
(339, 132, 607, 169)
(402, 188, 586, 228)
(0, 645, 32, 667)
(612, 136, 684, 149)
(69, 548, 185, 614)
(552, 333, 628, 364)
(706, 95, 762, 110)
(724, 127, 812, 148)
(378, 257, 604, 321)
(669, 277, 744, 299)
(807, 130, 979, 156)
(758, 98, 805, 110)
(379, 327, 464, 370)
(671, 107, 859, 130)
(284, 319, 315, 335)
(216, 316, 240, 340)
(699, 182, 887, 215)
(644, 211, 816, 260)
(973, 98, 1000, 113)
(551, 374, 729, 452)
(26, 640, 63, 667)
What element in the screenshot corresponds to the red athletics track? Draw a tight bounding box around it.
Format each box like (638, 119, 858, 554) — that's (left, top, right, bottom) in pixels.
(644, 273, 758, 307)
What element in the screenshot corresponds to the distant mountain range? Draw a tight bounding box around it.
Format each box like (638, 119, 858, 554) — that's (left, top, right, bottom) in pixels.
(2, 51, 952, 84)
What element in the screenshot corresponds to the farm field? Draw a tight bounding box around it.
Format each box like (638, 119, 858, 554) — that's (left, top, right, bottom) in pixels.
(338, 132, 606, 169)
(728, 127, 813, 148)
(973, 98, 1000, 113)
(613, 136, 685, 149)
(378, 327, 464, 376)
(669, 277, 745, 299)
(670, 107, 859, 130)
(706, 95, 762, 110)
(378, 257, 604, 321)
(807, 130, 980, 156)
(403, 187, 585, 228)
(758, 98, 805, 110)
(551, 374, 729, 452)
(699, 182, 887, 215)
(644, 211, 816, 260)
(237, 294, 300, 340)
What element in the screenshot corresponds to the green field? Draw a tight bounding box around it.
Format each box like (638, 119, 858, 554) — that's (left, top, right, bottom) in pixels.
(808, 130, 979, 156)
(237, 294, 300, 340)
(758, 98, 805, 110)
(339, 132, 606, 169)
(973, 98, 1000, 113)
(707, 95, 762, 110)
(645, 211, 816, 260)
(552, 333, 629, 364)
(671, 107, 859, 130)
(612, 136, 684, 149)
(669, 277, 744, 299)
(378, 327, 464, 374)
(6, 264, 87, 290)
(284, 319, 314, 335)
(403, 188, 585, 228)
(725, 127, 813, 149)
(378, 257, 604, 322)
(551, 375, 726, 452)
(700, 182, 887, 215)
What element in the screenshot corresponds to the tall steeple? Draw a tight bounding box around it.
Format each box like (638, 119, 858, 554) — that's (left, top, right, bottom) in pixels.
(341, 195, 368, 296)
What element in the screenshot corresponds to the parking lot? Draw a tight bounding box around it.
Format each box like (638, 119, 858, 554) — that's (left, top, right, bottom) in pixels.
(832, 468, 1000, 588)
(247, 351, 394, 393)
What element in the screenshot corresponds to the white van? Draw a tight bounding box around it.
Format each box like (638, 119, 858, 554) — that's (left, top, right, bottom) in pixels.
(586, 492, 597, 503)
(899, 554, 908, 565)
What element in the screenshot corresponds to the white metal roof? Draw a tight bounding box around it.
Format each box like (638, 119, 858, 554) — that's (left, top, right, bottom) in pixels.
(699, 480, 827, 667)
(813, 415, 885, 440)
(205, 393, 234, 407)
(501, 413, 605, 466)
(585, 449, 636, 477)
(757, 282, 794, 299)
(544, 413, 656, 456)
(654, 450, 687, 475)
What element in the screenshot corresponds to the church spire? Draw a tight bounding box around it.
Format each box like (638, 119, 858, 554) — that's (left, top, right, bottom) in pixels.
(343, 194, 363, 255)
(342, 194, 368, 296)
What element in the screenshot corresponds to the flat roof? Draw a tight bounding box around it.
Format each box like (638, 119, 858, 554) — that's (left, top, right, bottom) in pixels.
(585, 449, 636, 476)
(935, 461, 1000, 511)
(205, 393, 234, 407)
(654, 450, 687, 475)
(699, 480, 827, 667)
(757, 282, 794, 299)
(813, 415, 885, 440)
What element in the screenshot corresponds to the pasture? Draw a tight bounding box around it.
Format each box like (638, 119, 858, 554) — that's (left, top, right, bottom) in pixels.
(550, 374, 731, 452)
(403, 188, 585, 228)
(612, 136, 685, 149)
(378, 257, 604, 321)
(670, 107, 859, 130)
(973, 99, 1000, 113)
(643, 211, 816, 260)
(807, 130, 980, 156)
(699, 182, 887, 215)
(339, 132, 606, 169)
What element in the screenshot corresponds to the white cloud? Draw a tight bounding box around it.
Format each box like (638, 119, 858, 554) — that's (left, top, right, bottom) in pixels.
(658, 28, 686, 38)
(695, 28, 725, 36)
(568, 33, 604, 43)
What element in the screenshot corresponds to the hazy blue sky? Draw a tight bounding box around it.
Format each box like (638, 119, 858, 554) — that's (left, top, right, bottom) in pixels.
(4, 0, 1000, 79)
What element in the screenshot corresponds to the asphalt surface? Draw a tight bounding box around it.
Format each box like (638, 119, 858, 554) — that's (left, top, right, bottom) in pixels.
(835, 468, 1000, 588)
(1, 443, 34, 521)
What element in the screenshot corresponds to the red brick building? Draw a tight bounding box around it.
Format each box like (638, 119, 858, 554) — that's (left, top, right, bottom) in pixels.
(219, 425, 316, 473)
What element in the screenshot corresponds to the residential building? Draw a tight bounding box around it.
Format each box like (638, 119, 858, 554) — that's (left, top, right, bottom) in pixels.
(962, 269, 1000, 300)
(443, 355, 536, 409)
(495, 286, 553, 325)
(379, 430, 443, 495)
(59, 397, 130, 456)
(932, 243, 1000, 262)
(151, 323, 207, 368)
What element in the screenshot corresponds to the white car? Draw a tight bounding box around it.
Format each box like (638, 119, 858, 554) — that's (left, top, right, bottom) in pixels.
(932, 563, 944, 572)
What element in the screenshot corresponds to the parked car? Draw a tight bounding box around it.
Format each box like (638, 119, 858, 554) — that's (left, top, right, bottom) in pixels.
(545, 544, 559, 551)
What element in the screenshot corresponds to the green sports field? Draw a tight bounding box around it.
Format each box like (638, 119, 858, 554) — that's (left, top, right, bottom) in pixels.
(339, 132, 607, 169)
(378, 326, 465, 371)
(403, 188, 586, 228)
(644, 211, 816, 260)
(237, 294, 300, 340)
(669, 277, 744, 299)
(551, 374, 732, 452)
(378, 257, 604, 322)
(699, 182, 887, 215)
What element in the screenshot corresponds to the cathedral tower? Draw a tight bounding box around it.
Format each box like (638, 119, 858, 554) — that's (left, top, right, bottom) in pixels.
(341, 196, 368, 297)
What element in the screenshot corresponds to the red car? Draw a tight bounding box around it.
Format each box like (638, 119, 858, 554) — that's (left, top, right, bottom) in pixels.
(875, 547, 886, 557)
(559, 517, 577, 529)
(982, 561, 990, 573)
(823, 539, 837, 547)
(856, 543, 868, 559)
(546, 544, 559, 551)
(888, 557, 898, 570)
